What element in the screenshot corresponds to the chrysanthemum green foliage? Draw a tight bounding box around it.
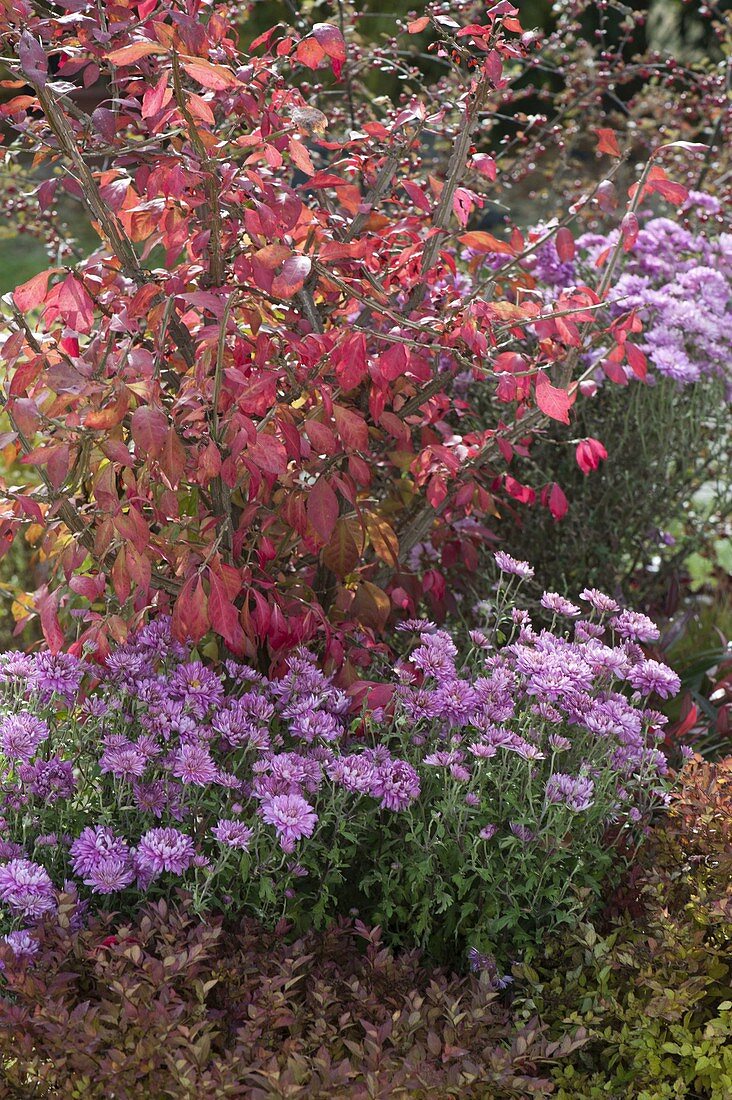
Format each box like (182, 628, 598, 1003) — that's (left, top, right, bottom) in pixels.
(0, 558, 679, 966)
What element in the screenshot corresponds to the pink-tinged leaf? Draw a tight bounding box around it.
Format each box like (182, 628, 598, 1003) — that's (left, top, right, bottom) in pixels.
(208, 568, 246, 655)
(246, 434, 288, 475)
(575, 437, 608, 475)
(547, 481, 568, 521)
(504, 476, 536, 505)
(53, 274, 95, 333)
(69, 574, 106, 601)
(601, 358, 629, 385)
(595, 128, 621, 157)
(334, 333, 368, 389)
(13, 269, 51, 312)
(179, 56, 238, 90)
(172, 574, 209, 644)
(307, 477, 339, 542)
(304, 419, 338, 455)
(289, 136, 315, 176)
(535, 372, 574, 424)
(37, 587, 64, 654)
(625, 342, 647, 380)
(657, 140, 707, 154)
(131, 406, 167, 458)
(453, 187, 474, 227)
(459, 230, 514, 255)
(272, 254, 311, 299)
(92, 107, 117, 142)
(555, 227, 575, 262)
(620, 212, 639, 251)
(407, 16, 430, 33)
(351, 582, 391, 633)
(18, 32, 48, 87)
(107, 41, 162, 65)
(471, 153, 497, 180)
(160, 427, 186, 489)
(334, 405, 369, 451)
(141, 73, 172, 118)
(378, 343, 409, 381)
(293, 38, 326, 69)
(312, 23, 347, 61)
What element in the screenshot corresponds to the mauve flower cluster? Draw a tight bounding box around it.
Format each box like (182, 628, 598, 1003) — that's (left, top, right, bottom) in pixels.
(0, 569, 678, 953)
(529, 194, 732, 391)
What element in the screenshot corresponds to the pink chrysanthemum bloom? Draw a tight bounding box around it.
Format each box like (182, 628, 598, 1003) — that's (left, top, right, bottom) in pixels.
(85, 857, 136, 894)
(0, 858, 56, 917)
(259, 793, 318, 853)
(3, 929, 39, 961)
(579, 588, 619, 614)
(371, 759, 420, 812)
(610, 609, 660, 643)
(135, 828, 196, 877)
(0, 713, 49, 762)
(627, 659, 681, 700)
(494, 551, 535, 580)
(170, 743, 219, 786)
(211, 819, 254, 850)
(540, 592, 581, 618)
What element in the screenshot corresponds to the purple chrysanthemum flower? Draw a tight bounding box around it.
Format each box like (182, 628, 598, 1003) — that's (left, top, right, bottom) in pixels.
(132, 780, 167, 817)
(509, 823, 536, 842)
(85, 857, 136, 894)
(579, 588, 619, 614)
(610, 609, 660, 643)
(70, 826, 130, 878)
(545, 773, 595, 812)
(259, 793, 318, 853)
(16, 761, 75, 805)
(540, 592, 581, 618)
(135, 828, 196, 877)
(479, 824, 497, 841)
(211, 819, 254, 850)
(0, 712, 49, 762)
(169, 662, 224, 717)
(3, 929, 39, 961)
(29, 652, 86, 703)
(627, 659, 681, 700)
(170, 743, 219, 786)
(0, 859, 56, 917)
(371, 759, 420, 811)
(549, 733, 572, 752)
(494, 551, 535, 579)
(99, 738, 147, 780)
(326, 753, 376, 794)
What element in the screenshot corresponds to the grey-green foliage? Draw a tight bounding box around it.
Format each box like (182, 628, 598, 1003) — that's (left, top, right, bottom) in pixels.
(482, 375, 731, 601)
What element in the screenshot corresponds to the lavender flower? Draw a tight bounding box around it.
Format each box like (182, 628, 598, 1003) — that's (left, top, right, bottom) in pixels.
(3, 929, 39, 961)
(371, 759, 421, 812)
(259, 793, 318, 853)
(494, 551, 535, 579)
(211, 819, 254, 850)
(627, 659, 681, 699)
(135, 828, 196, 877)
(0, 713, 49, 762)
(0, 859, 56, 917)
(545, 773, 595, 812)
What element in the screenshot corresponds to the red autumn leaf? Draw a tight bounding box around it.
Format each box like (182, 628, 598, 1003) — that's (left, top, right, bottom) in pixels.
(555, 227, 575, 262)
(37, 586, 64, 654)
(293, 38, 327, 69)
(160, 427, 186, 489)
(459, 230, 514, 255)
(208, 568, 246, 655)
(595, 128, 621, 157)
(620, 211, 639, 251)
(535, 372, 574, 424)
(179, 56, 238, 90)
(131, 406, 167, 458)
(312, 23, 347, 61)
(575, 437, 608, 475)
(548, 481, 568, 521)
(333, 405, 369, 451)
(18, 32, 48, 86)
(172, 574, 210, 643)
(271, 254, 312, 299)
(53, 274, 95, 333)
(626, 342, 648, 379)
(13, 269, 51, 312)
(246, 434, 288, 475)
(307, 477, 339, 542)
(350, 581, 391, 633)
(407, 16, 431, 33)
(107, 41, 162, 65)
(471, 153, 497, 180)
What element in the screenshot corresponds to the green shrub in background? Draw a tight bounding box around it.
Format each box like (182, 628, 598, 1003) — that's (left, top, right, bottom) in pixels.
(481, 375, 731, 603)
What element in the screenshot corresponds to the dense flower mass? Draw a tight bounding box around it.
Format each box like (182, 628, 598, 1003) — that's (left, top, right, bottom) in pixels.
(0, 565, 679, 957)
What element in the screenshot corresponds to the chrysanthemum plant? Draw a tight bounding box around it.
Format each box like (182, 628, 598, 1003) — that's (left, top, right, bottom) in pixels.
(0, 557, 680, 966)
(0, 0, 700, 669)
